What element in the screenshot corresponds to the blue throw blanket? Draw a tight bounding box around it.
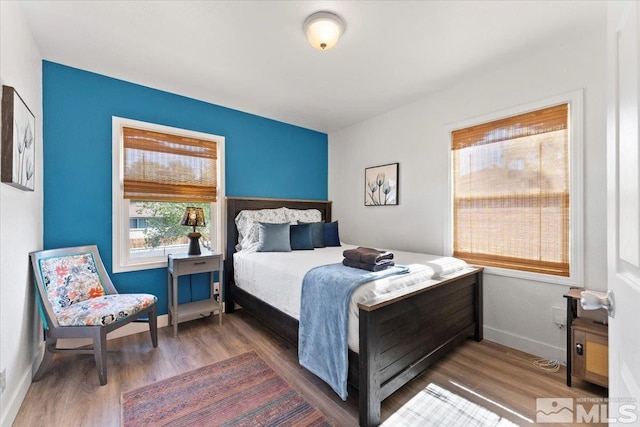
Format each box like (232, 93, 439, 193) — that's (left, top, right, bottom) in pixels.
(298, 263, 410, 400)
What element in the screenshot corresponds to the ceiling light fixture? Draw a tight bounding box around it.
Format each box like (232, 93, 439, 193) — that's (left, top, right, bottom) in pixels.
(303, 11, 345, 51)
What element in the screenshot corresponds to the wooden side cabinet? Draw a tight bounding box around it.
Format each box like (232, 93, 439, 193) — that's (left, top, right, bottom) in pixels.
(564, 288, 608, 388)
(571, 318, 608, 387)
(167, 252, 223, 337)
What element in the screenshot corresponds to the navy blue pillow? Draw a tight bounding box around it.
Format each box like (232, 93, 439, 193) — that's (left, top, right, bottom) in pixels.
(290, 223, 314, 250)
(298, 220, 325, 248)
(323, 221, 341, 247)
(257, 222, 291, 252)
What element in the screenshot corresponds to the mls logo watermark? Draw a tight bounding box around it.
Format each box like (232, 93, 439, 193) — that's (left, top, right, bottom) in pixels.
(536, 398, 573, 423)
(536, 397, 638, 424)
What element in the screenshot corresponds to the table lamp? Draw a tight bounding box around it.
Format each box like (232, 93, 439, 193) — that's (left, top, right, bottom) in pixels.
(181, 207, 205, 255)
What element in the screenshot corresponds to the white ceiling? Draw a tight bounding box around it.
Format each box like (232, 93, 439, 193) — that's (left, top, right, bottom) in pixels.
(18, 0, 605, 133)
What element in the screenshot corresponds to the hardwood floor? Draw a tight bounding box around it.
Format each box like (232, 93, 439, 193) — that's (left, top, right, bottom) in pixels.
(13, 310, 606, 426)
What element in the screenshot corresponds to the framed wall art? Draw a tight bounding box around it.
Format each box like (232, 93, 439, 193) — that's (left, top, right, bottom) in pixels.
(2, 85, 36, 191)
(365, 162, 398, 206)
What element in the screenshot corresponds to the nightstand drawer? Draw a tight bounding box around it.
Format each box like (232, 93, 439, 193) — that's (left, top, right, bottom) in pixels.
(169, 255, 221, 275)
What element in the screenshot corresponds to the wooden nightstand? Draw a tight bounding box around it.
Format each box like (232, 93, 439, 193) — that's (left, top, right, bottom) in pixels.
(564, 287, 608, 388)
(167, 252, 223, 337)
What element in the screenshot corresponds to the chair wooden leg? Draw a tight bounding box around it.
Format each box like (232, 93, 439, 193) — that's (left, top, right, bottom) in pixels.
(93, 329, 108, 385)
(149, 305, 158, 348)
(33, 337, 56, 382)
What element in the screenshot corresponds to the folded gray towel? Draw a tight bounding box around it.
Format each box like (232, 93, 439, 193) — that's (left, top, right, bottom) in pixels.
(343, 247, 394, 265)
(342, 258, 395, 272)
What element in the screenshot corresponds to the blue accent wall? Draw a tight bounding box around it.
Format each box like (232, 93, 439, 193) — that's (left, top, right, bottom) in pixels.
(42, 61, 328, 314)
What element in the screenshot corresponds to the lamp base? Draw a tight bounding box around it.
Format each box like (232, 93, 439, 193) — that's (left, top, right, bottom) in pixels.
(187, 232, 201, 255)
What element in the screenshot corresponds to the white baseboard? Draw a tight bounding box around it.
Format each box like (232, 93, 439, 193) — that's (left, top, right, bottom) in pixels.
(483, 325, 566, 364)
(0, 356, 35, 427)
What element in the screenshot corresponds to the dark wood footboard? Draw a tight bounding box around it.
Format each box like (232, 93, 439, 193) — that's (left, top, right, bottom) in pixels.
(224, 197, 483, 426)
(357, 268, 483, 426)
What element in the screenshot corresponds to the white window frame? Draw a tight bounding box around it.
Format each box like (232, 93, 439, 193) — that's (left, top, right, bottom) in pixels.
(445, 90, 584, 286)
(112, 116, 225, 273)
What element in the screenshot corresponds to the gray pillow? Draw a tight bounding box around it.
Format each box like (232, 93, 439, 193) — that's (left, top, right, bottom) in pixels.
(257, 222, 292, 252)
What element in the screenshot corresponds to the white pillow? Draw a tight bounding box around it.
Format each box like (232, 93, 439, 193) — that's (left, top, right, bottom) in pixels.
(235, 208, 287, 251)
(283, 208, 322, 225)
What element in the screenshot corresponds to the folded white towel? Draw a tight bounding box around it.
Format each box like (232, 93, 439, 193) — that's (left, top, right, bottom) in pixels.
(424, 257, 468, 278)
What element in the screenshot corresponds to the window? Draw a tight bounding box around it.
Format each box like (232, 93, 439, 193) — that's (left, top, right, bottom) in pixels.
(130, 217, 150, 230)
(449, 92, 583, 284)
(112, 117, 225, 272)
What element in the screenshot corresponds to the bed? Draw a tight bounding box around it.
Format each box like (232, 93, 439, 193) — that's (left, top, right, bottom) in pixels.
(224, 197, 483, 426)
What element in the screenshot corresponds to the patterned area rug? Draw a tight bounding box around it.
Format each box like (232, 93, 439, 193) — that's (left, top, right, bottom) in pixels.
(121, 351, 331, 427)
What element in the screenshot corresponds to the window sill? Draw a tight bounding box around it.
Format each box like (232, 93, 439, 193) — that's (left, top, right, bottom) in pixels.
(480, 265, 583, 287)
(113, 259, 168, 274)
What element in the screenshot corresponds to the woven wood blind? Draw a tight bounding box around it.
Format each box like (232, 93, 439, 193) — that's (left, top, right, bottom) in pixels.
(123, 127, 217, 203)
(451, 104, 570, 276)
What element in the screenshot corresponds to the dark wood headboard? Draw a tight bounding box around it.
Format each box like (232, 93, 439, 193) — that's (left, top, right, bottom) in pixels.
(224, 197, 332, 307)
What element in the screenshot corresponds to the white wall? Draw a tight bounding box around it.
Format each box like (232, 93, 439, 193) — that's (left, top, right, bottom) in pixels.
(0, 2, 43, 426)
(329, 27, 607, 362)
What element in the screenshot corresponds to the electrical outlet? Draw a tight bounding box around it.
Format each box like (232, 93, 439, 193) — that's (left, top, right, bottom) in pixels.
(213, 282, 220, 301)
(0, 368, 6, 393)
(552, 306, 566, 328)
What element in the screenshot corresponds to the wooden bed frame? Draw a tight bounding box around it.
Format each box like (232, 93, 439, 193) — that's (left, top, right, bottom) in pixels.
(224, 197, 483, 426)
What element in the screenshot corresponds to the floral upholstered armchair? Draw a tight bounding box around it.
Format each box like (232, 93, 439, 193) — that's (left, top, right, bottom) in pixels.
(29, 245, 158, 385)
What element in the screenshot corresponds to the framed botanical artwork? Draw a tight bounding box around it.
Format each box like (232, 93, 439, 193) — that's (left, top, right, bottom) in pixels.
(1, 85, 36, 191)
(365, 162, 398, 206)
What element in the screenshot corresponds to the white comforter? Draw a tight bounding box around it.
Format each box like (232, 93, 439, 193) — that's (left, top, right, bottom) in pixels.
(233, 243, 469, 352)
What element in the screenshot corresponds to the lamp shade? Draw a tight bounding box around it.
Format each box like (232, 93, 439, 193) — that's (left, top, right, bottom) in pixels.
(181, 207, 205, 228)
(303, 11, 345, 51)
